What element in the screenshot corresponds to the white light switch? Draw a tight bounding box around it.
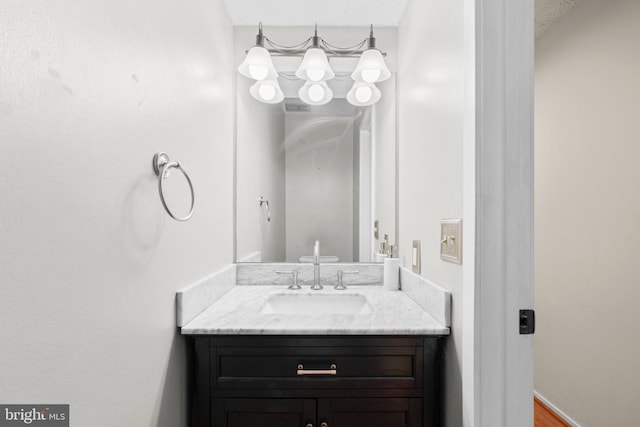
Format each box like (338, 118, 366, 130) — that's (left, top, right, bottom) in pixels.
(440, 219, 462, 264)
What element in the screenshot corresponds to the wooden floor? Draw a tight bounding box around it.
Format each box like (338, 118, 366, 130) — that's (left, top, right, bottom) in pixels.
(534, 397, 571, 427)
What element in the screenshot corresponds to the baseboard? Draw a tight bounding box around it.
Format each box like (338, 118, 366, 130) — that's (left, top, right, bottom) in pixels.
(534, 391, 581, 427)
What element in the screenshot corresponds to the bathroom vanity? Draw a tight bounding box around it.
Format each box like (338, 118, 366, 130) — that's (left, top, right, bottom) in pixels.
(190, 335, 441, 427)
(179, 267, 450, 427)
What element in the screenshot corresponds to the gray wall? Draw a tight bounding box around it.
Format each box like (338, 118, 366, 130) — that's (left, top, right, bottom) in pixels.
(0, 1, 234, 425)
(373, 75, 398, 252)
(535, 0, 640, 425)
(285, 114, 355, 262)
(398, 1, 464, 426)
(235, 77, 286, 262)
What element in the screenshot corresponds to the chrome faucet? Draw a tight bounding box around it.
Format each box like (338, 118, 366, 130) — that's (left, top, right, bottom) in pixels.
(334, 270, 359, 290)
(276, 270, 301, 290)
(311, 240, 323, 290)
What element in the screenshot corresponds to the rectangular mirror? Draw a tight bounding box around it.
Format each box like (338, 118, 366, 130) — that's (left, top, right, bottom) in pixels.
(235, 69, 396, 263)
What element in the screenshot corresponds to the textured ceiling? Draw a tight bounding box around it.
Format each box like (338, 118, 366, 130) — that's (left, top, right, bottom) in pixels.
(223, 0, 579, 37)
(535, 0, 581, 38)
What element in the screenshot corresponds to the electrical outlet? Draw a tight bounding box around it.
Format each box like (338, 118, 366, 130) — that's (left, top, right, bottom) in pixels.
(440, 219, 462, 264)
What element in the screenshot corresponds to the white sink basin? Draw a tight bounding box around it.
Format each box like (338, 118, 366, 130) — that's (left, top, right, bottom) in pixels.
(261, 293, 373, 315)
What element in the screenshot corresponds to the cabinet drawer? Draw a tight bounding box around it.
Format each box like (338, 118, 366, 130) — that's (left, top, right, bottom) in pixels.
(211, 345, 423, 390)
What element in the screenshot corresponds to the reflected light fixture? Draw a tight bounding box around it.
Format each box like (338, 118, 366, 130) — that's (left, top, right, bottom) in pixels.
(238, 23, 389, 106)
(299, 80, 333, 106)
(250, 79, 284, 104)
(346, 81, 381, 106)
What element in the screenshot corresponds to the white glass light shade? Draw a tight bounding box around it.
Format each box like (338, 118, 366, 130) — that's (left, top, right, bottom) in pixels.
(249, 80, 284, 104)
(238, 46, 277, 81)
(351, 49, 391, 83)
(298, 81, 333, 105)
(346, 81, 381, 106)
(295, 48, 335, 82)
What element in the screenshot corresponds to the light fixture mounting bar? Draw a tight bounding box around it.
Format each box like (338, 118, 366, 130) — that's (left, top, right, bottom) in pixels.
(264, 49, 387, 58)
(243, 42, 387, 58)
(251, 24, 387, 59)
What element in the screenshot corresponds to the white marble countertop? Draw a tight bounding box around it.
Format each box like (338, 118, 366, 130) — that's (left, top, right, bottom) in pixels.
(180, 285, 450, 336)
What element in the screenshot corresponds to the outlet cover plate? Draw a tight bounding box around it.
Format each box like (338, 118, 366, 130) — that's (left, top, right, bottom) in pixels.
(440, 219, 462, 264)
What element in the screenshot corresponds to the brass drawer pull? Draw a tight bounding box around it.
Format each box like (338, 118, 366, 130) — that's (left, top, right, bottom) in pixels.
(297, 363, 337, 376)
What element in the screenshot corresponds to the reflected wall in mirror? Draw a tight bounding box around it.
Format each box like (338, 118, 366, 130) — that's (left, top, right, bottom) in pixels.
(235, 26, 397, 263)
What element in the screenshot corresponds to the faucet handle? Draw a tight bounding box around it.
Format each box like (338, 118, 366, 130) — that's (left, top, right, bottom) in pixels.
(334, 270, 359, 290)
(277, 270, 301, 290)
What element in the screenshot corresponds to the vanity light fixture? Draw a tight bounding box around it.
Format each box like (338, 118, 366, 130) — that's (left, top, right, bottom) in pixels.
(295, 26, 335, 82)
(351, 27, 391, 84)
(238, 23, 389, 107)
(238, 24, 278, 81)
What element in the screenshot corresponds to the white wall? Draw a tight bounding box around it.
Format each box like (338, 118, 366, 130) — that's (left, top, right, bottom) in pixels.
(235, 77, 286, 262)
(285, 114, 355, 262)
(0, 1, 234, 426)
(535, 0, 640, 425)
(398, 1, 464, 426)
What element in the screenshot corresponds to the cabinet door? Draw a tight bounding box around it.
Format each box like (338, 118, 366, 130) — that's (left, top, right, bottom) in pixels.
(318, 398, 422, 427)
(213, 398, 316, 427)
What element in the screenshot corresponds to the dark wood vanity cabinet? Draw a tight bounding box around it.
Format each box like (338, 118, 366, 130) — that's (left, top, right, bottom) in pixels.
(189, 336, 443, 427)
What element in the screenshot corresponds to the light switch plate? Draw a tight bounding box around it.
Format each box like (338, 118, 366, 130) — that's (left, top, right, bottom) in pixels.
(412, 240, 421, 273)
(440, 219, 462, 264)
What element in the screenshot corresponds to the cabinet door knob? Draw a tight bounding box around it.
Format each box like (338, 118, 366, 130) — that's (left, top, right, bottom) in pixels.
(305, 424, 313, 427)
(320, 422, 328, 427)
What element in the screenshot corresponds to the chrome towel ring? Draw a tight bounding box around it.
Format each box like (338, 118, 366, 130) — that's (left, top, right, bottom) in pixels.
(152, 152, 195, 222)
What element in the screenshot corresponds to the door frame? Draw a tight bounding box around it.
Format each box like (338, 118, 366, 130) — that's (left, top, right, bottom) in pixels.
(463, 0, 534, 426)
